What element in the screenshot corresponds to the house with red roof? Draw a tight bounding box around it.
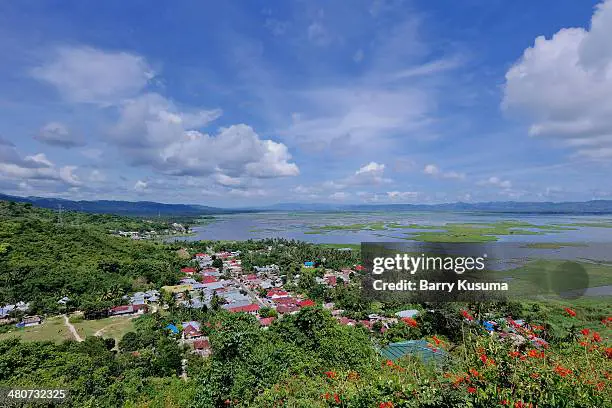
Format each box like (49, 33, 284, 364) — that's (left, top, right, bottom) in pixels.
(109, 304, 147, 316)
(298, 299, 316, 308)
(193, 339, 211, 357)
(227, 303, 260, 314)
(277, 304, 299, 314)
(258, 317, 275, 327)
(181, 267, 197, 275)
(201, 276, 218, 284)
(183, 324, 203, 339)
(267, 289, 290, 299)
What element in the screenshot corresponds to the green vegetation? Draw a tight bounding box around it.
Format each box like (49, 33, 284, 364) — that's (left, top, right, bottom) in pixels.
(1, 201, 610, 407)
(404, 221, 572, 242)
(0, 200, 183, 314)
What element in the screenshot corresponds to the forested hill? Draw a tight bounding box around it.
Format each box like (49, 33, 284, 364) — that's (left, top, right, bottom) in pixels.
(0, 193, 234, 216)
(0, 201, 182, 312)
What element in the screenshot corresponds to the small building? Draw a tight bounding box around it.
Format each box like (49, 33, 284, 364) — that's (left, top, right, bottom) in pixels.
(193, 339, 211, 357)
(57, 296, 70, 305)
(109, 304, 147, 316)
(226, 303, 260, 314)
(19, 315, 42, 327)
(182, 321, 203, 339)
(181, 267, 197, 275)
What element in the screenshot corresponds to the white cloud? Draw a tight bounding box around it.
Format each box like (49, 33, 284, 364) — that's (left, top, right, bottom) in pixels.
(59, 166, 81, 186)
(356, 161, 384, 176)
(479, 176, 512, 189)
(109, 93, 297, 181)
(0, 143, 81, 187)
(35, 122, 84, 148)
(32, 46, 154, 105)
(387, 191, 419, 200)
(330, 191, 350, 200)
(134, 180, 148, 192)
(423, 164, 465, 180)
(503, 0, 612, 158)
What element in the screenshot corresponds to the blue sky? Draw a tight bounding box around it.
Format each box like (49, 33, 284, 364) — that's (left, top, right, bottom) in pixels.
(1, 0, 611, 206)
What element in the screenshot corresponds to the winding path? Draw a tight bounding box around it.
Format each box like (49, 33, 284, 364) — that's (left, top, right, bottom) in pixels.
(63, 314, 83, 342)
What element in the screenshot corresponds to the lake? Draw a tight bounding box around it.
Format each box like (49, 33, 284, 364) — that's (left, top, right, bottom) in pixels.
(180, 211, 612, 244)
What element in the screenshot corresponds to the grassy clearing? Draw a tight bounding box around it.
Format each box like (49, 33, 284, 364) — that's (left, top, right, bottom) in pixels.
(72, 315, 135, 341)
(0, 316, 72, 343)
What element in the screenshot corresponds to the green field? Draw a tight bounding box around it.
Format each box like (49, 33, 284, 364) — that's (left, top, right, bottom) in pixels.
(0, 316, 72, 343)
(72, 315, 136, 341)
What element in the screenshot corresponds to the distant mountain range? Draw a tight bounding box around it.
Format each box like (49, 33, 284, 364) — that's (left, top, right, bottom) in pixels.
(0, 193, 233, 217)
(2, 193, 612, 216)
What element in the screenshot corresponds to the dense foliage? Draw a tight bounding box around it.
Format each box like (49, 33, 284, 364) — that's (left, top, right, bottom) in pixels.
(0, 201, 181, 313)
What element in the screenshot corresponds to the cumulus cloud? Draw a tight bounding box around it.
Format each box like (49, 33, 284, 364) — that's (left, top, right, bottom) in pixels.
(423, 164, 465, 180)
(503, 0, 612, 158)
(0, 142, 81, 187)
(32, 46, 154, 105)
(34, 122, 84, 148)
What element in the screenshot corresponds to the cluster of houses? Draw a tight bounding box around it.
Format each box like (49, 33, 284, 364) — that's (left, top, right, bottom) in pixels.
(0, 302, 43, 328)
(111, 222, 188, 240)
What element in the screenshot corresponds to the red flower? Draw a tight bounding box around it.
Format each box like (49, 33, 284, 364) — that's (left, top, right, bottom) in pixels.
(605, 347, 612, 359)
(592, 332, 602, 342)
(467, 386, 477, 394)
(527, 349, 544, 359)
(379, 402, 394, 408)
(461, 310, 474, 321)
(509, 351, 520, 358)
(554, 365, 572, 377)
(323, 393, 330, 400)
(385, 360, 394, 367)
(324, 371, 337, 379)
(480, 354, 487, 364)
(469, 368, 480, 377)
(432, 335, 442, 346)
(334, 394, 340, 403)
(402, 317, 418, 327)
(564, 308, 576, 317)
(581, 328, 590, 336)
